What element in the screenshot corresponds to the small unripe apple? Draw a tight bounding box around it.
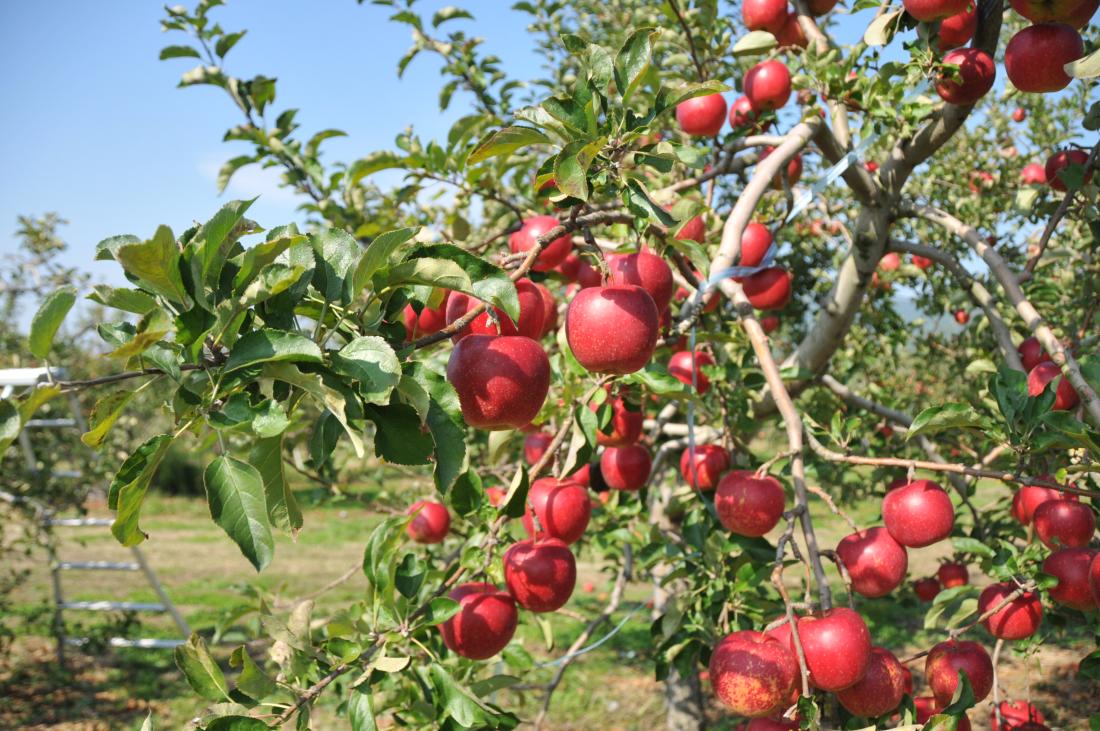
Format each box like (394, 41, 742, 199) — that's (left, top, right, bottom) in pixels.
(935, 48, 996, 106)
(742, 0, 790, 32)
(1045, 149, 1091, 192)
(524, 430, 554, 465)
(566, 285, 659, 374)
(836, 646, 907, 717)
(937, 562, 968, 588)
(594, 396, 644, 447)
(978, 582, 1043, 639)
(668, 350, 716, 394)
(744, 60, 792, 112)
(1005, 24, 1084, 94)
(600, 444, 652, 491)
(1043, 547, 1099, 610)
(742, 268, 792, 310)
(709, 630, 799, 717)
(1027, 361, 1079, 411)
(676, 94, 728, 137)
(407, 500, 451, 543)
(914, 577, 942, 602)
(503, 537, 577, 612)
(1033, 498, 1096, 548)
(438, 582, 518, 659)
(882, 479, 955, 547)
(795, 607, 872, 691)
(715, 470, 785, 536)
(447, 335, 550, 430)
(937, 3, 977, 49)
(509, 215, 573, 272)
(607, 249, 674, 314)
(679, 443, 731, 491)
(523, 477, 592, 545)
(904, 0, 970, 20)
(925, 639, 993, 705)
(836, 527, 909, 598)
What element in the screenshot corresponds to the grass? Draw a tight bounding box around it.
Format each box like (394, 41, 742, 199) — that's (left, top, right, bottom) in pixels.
(2, 479, 1098, 730)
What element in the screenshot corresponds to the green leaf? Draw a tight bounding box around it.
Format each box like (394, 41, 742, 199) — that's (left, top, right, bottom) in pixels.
(906, 403, 987, 439)
(382, 257, 472, 293)
(348, 686, 379, 731)
(406, 244, 519, 323)
(428, 663, 494, 726)
(352, 227, 419, 294)
(0, 400, 20, 454)
(731, 31, 777, 57)
(553, 137, 605, 201)
(204, 718, 270, 731)
(249, 435, 302, 535)
(215, 30, 247, 58)
(427, 397, 467, 491)
(81, 391, 136, 449)
(203, 455, 275, 572)
(265, 363, 365, 458)
(362, 514, 409, 607)
(216, 155, 256, 193)
(347, 150, 407, 184)
(864, 9, 902, 46)
(331, 336, 401, 406)
(364, 403, 434, 465)
(432, 6, 473, 26)
(622, 363, 691, 397)
(223, 330, 323, 373)
(159, 45, 201, 60)
(174, 634, 230, 702)
(1066, 48, 1100, 79)
(311, 228, 361, 304)
(614, 27, 657, 104)
(229, 645, 277, 701)
(87, 285, 158, 315)
(96, 234, 141, 261)
(117, 226, 190, 305)
(110, 434, 174, 546)
(952, 536, 995, 559)
(189, 199, 260, 297)
(467, 126, 550, 165)
(28, 286, 77, 359)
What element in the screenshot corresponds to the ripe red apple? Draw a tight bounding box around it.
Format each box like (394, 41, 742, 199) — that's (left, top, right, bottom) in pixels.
(407, 500, 451, 543)
(403, 292, 450, 340)
(679, 443, 731, 491)
(836, 527, 909, 598)
(914, 698, 972, 730)
(882, 479, 955, 548)
(510, 216, 572, 272)
(535, 282, 557, 336)
(836, 646, 907, 717)
(715, 470, 786, 536)
(776, 10, 808, 48)
(935, 48, 996, 105)
(979, 583, 1043, 639)
(524, 430, 554, 465)
(594, 395, 644, 447)
(1067, 0, 1100, 25)
(968, 170, 995, 194)
(764, 616, 794, 647)
(762, 148, 804, 188)
(742, 268, 792, 310)
(795, 608, 872, 691)
(447, 335, 550, 430)
(936, 562, 968, 588)
(570, 463, 591, 487)
(709, 630, 799, 717)
(910, 254, 933, 269)
(503, 537, 577, 612)
(742, 0, 790, 32)
(879, 252, 901, 271)
(914, 577, 942, 602)
(744, 60, 792, 112)
(445, 278, 545, 341)
(739, 222, 774, 269)
(566, 285, 659, 374)
(729, 95, 765, 131)
(438, 582, 518, 659)
(485, 485, 506, 507)
(607, 249, 674, 314)
(926, 639, 994, 705)
(937, 3, 977, 49)
(523, 477, 592, 545)
(557, 252, 582, 280)
(743, 719, 798, 731)
(955, 309, 970, 325)
(1017, 336, 1052, 370)
(1005, 24, 1084, 94)
(675, 214, 706, 244)
(1043, 547, 1098, 610)
(575, 258, 603, 288)
(600, 444, 652, 491)
(1045, 149, 1091, 192)
(808, 0, 840, 13)
(1091, 551, 1100, 608)
(1011, 478, 1067, 524)
(760, 315, 780, 334)
(1027, 361, 1079, 411)
(668, 350, 716, 394)
(1009, 0, 1089, 22)
(904, 0, 970, 19)
(993, 700, 1046, 731)
(1033, 498, 1096, 548)
(676, 94, 728, 137)
(1020, 163, 1047, 185)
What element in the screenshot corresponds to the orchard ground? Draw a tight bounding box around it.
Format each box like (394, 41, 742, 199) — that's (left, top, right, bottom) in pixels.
(3, 473, 1097, 730)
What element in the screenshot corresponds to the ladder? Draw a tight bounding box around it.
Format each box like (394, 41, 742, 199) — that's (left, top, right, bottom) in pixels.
(1, 367, 190, 664)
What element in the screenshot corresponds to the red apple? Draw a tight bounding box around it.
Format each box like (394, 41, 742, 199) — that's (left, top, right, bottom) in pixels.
(668, 350, 716, 394)
(938, 562, 969, 588)
(808, 0, 840, 13)
(407, 500, 451, 543)
(1091, 551, 1100, 608)
(510, 216, 572, 272)
(914, 698, 972, 730)
(913, 254, 934, 269)
(1045, 149, 1091, 192)
(776, 11, 808, 48)
(679, 444, 731, 491)
(1043, 547, 1098, 610)
(1020, 163, 1047, 185)
(729, 95, 765, 131)
(715, 470, 785, 536)
(993, 700, 1046, 731)
(762, 148, 804, 188)
(968, 170, 995, 193)
(836, 527, 909, 598)
(1033, 498, 1096, 548)
(955, 309, 970, 325)
(403, 292, 450, 340)
(745, 60, 792, 112)
(1067, 0, 1100, 25)
(764, 616, 794, 647)
(445, 278, 545, 341)
(523, 477, 592, 545)
(1011, 477, 1068, 525)
(607, 249, 674, 314)
(914, 577, 942, 602)
(570, 463, 592, 487)
(557, 252, 582, 281)
(709, 630, 799, 717)
(535, 282, 557, 336)
(1005, 24, 1084, 94)
(938, 3, 977, 49)
(575, 258, 603, 288)
(524, 430, 554, 465)
(438, 582, 518, 659)
(676, 214, 707, 244)
(879, 252, 901, 271)
(836, 646, 907, 717)
(582, 580, 595, 593)
(761, 315, 780, 334)
(1017, 336, 1052, 370)
(738, 222, 774, 270)
(742, 268, 792, 310)
(566, 285, 659, 374)
(744, 719, 798, 731)
(676, 94, 728, 137)
(1013, 107, 1028, 122)
(485, 486, 506, 507)
(600, 445, 652, 491)
(935, 48, 996, 105)
(882, 479, 955, 548)
(1009, 0, 1089, 22)
(926, 639, 994, 705)
(447, 335, 550, 430)
(905, 0, 970, 19)
(742, 0, 790, 32)
(503, 537, 577, 612)
(1027, 361, 1079, 411)
(979, 583, 1043, 639)
(594, 396, 644, 447)
(795, 608, 872, 691)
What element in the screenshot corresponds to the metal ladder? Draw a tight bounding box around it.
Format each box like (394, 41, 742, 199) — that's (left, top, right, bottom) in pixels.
(1, 367, 190, 664)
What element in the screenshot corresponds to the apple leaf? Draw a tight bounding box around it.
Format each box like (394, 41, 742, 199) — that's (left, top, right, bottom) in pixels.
(614, 27, 657, 104)
(906, 403, 988, 439)
(204, 455, 275, 572)
(864, 9, 902, 47)
(467, 126, 550, 164)
(28, 286, 77, 359)
(732, 31, 777, 57)
(1066, 48, 1100, 80)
